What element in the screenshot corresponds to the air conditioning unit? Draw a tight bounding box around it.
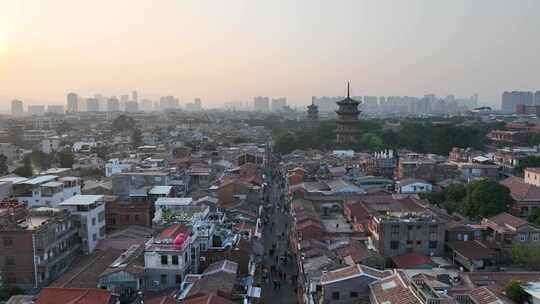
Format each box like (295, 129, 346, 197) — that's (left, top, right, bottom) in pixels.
(153, 281, 160, 287)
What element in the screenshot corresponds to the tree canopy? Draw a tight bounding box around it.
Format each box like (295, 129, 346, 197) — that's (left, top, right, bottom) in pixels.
(112, 115, 137, 133)
(462, 180, 513, 218)
(272, 118, 500, 155)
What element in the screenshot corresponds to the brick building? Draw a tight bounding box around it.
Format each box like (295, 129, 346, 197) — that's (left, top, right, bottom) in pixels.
(0, 203, 80, 290)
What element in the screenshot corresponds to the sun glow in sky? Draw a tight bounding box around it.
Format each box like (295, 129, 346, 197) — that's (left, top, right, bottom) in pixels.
(0, 0, 539, 107)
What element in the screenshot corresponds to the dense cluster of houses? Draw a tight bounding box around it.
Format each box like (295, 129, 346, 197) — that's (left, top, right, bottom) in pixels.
(0, 112, 273, 304)
(279, 141, 540, 304)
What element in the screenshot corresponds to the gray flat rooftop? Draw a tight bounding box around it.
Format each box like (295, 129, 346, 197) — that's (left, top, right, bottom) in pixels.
(59, 195, 103, 206)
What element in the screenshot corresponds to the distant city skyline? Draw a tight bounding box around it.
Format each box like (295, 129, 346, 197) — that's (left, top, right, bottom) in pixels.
(1, 0, 540, 108)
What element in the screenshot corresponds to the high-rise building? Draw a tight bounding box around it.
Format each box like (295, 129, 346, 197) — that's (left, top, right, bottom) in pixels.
(11, 99, 24, 116)
(534, 91, 540, 106)
(86, 98, 100, 112)
(107, 97, 120, 112)
(271, 97, 287, 112)
(132, 91, 138, 102)
(253, 96, 270, 112)
(28, 105, 46, 116)
(66, 92, 79, 113)
(159, 96, 179, 111)
(185, 98, 202, 112)
(47, 105, 64, 114)
(120, 94, 130, 111)
(335, 83, 360, 146)
(125, 101, 139, 112)
(140, 99, 153, 112)
(502, 91, 533, 113)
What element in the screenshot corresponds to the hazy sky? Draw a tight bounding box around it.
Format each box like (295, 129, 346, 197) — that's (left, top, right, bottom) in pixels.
(1, 0, 539, 107)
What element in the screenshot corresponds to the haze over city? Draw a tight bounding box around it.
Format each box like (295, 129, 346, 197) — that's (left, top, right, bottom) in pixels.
(1, 0, 540, 110)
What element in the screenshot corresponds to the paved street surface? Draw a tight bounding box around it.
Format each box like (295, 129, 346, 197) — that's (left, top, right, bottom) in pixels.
(260, 174, 298, 304)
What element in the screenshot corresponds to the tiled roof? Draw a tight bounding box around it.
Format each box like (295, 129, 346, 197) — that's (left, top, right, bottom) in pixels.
(35, 287, 113, 304)
(157, 224, 189, 240)
(500, 176, 540, 201)
(468, 287, 504, 304)
(203, 260, 238, 275)
(447, 241, 495, 260)
(392, 252, 434, 269)
(369, 273, 421, 304)
(320, 264, 391, 285)
(183, 294, 235, 304)
(484, 212, 528, 230)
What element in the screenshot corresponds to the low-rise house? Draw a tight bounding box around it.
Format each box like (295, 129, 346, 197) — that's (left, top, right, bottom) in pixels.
(98, 244, 145, 301)
(396, 179, 433, 194)
(457, 162, 500, 181)
(105, 158, 132, 177)
(316, 264, 392, 303)
(500, 173, 540, 217)
(0, 204, 80, 290)
(59, 195, 106, 254)
(145, 224, 194, 290)
(446, 241, 497, 272)
(105, 195, 152, 229)
(5, 175, 80, 207)
(482, 212, 540, 248)
(363, 195, 446, 257)
(369, 272, 422, 304)
(179, 260, 239, 301)
(34, 287, 116, 304)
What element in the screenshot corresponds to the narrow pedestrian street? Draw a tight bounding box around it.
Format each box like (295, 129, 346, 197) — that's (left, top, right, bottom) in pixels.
(260, 173, 298, 304)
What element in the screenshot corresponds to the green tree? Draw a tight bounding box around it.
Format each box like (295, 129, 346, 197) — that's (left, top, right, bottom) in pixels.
(55, 121, 73, 135)
(0, 154, 8, 175)
(504, 280, 529, 303)
(463, 180, 513, 218)
(0, 284, 23, 301)
(445, 184, 467, 202)
(7, 126, 24, 147)
(57, 150, 75, 168)
(13, 157, 33, 177)
(517, 156, 540, 175)
(529, 208, 540, 226)
(131, 128, 142, 149)
(112, 115, 136, 133)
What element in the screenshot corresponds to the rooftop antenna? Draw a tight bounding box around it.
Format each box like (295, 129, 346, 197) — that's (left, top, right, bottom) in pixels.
(347, 81, 350, 98)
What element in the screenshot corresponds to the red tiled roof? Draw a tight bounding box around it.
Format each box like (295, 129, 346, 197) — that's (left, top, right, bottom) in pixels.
(392, 252, 433, 269)
(484, 212, 528, 230)
(369, 273, 421, 304)
(35, 287, 113, 304)
(158, 224, 189, 240)
(467, 287, 503, 304)
(500, 176, 540, 201)
(183, 294, 235, 304)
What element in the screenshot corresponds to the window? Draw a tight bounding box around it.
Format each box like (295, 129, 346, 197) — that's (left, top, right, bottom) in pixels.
(429, 225, 438, 234)
(160, 274, 167, 285)
(390, 241, 399, 250)
(5, 256, 15, 266)
(533, 234, 539, 242)
(417, 240, 422, 245)
(172, 255, 179, 265)
(429, 241, 438, 249)
(408, 225, 413, 231)
(184, 251, 188, 263)
(92, 217, 96, 226)
(3, 237, 13, 247)
(350, 292, 358, 298)
(175, 274, 182, 284)
(98, 211, 105, 222)
(92, 233, 97, 241)
(520, 234, 527, 242)
(332, 292, 340, 300)
(161, 255, 168, 265)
